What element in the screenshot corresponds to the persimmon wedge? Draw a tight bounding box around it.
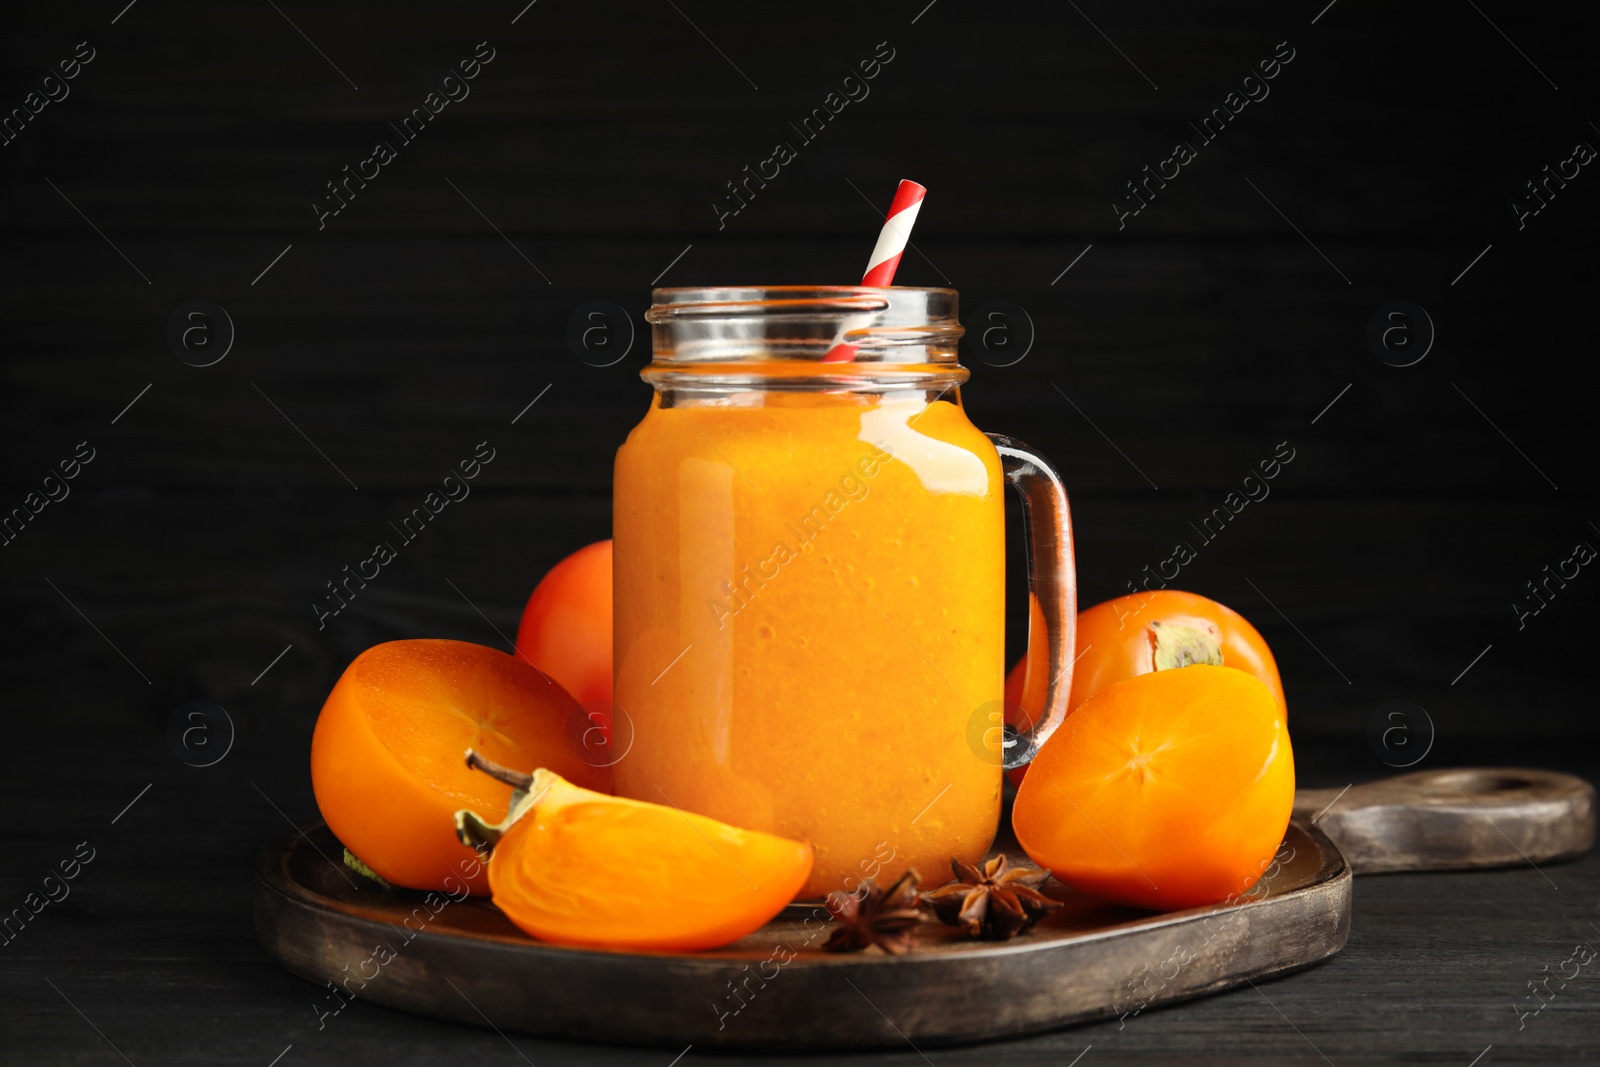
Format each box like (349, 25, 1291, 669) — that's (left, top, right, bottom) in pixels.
(1013, 664, 1294, 912)
(457, 759, 813, 952)
(311, 639, 609, 895)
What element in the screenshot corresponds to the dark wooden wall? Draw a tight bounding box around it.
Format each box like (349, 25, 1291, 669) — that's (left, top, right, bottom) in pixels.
(3, 0, 1596, 756)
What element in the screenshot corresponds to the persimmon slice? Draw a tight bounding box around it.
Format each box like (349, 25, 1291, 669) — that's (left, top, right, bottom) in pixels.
(459, 766, 813, 951)
(311, 639, 609, 894)
(1012, 664, 1294, 912)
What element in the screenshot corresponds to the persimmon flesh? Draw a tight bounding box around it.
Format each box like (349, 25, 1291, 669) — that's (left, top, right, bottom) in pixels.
(475, 770, 813, 951)
(1013, 664, 1294, 912)
(311, 639, 609, 895)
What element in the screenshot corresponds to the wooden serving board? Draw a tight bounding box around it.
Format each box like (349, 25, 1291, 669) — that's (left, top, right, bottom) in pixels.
(1292, 767, 1594, 873)
(254, 767, 1594, 1050)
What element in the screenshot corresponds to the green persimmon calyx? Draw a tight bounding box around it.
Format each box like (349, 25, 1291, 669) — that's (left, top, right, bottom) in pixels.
(453, 749, 555, 854)
(1149, 619, 1225, 671)
(343, 847, 395, 890)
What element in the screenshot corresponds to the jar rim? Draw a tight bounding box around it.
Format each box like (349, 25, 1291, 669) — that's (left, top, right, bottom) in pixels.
(643, 286, 964, 384)
(646, 285, 958, 324)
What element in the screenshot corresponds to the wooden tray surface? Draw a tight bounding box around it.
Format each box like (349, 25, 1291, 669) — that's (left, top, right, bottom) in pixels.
(255, 820, 1349, 1049)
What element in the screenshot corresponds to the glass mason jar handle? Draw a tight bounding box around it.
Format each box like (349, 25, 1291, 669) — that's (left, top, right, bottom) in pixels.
(987, 433, 1078, 770)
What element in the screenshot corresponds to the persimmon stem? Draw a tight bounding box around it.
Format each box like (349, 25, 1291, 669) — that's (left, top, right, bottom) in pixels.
(464, 748, 534, 790)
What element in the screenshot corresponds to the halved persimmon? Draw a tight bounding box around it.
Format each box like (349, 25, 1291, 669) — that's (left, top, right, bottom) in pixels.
(311, 639, 610, 895)
(457, 758, 813, 951)
(1013, 664, 1294, 912)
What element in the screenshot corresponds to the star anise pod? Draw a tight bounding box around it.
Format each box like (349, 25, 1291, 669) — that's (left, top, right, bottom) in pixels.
(922, 855, 1061, 940)
(822, 869, 924, 955)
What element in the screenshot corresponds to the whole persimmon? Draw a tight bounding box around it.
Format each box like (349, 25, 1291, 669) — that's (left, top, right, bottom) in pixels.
(1013, 664, 1294, 912)
(515, 540, 612, 740)
(456, 757, 813, 951)
(1006, 590, 1285, 784)
(311, 639, 610, 895)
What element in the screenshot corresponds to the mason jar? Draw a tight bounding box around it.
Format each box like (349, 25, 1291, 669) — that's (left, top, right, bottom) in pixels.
(613, 286, 1076, 900)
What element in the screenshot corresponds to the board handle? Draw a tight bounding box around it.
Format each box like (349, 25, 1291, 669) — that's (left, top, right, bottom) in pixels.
(1292, 767, 1596, 875)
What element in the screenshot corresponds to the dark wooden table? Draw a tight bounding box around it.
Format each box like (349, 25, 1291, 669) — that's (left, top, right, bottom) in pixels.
(2, 726, 1593, 1066)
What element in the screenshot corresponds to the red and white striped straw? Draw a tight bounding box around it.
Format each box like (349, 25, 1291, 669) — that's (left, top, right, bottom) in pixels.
(860, 179, 926, 287)
(822, 179, 927, 362)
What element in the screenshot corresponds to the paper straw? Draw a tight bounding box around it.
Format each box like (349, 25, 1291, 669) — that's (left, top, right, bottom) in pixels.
(822, 179, 927, 363)
(860, 180, 926, 287)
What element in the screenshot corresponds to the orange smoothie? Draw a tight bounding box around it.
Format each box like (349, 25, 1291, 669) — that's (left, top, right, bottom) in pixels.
(613, 389, 1005, 899)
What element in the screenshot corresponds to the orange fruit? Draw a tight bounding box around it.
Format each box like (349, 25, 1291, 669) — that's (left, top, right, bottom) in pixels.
(1006, 590, 1285, 785)
(1012, 664, 1294, 911)
(459, 767, 813, 951)
(310, 639, 610, 895)
(515, 540, 613, 740)
(1066, 590, 1286, 714)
